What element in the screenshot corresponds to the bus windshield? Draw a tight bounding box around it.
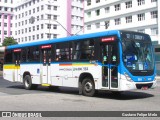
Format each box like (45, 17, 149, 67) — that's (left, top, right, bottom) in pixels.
(121, 31, 154, 74)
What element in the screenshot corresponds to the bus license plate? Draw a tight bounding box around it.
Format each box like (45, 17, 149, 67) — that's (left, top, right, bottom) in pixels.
(141, 86, 148, 90)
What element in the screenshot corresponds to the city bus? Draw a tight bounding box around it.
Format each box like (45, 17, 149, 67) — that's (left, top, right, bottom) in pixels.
(3, 30, 157, 96)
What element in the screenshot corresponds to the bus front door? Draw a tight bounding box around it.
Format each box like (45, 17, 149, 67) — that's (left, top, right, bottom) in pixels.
(101, 43, 119, 90)
(41, 48, 51, 85)
(13, 49, 21, 82)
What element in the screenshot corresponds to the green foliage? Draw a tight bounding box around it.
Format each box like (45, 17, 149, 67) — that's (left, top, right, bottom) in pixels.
(2, 37, 18, 46)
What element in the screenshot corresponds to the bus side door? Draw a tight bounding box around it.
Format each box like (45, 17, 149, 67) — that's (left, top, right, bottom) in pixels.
(101, 42, 119, 90)
(13, 49, 21, 82)
(41, 45, 52, 84)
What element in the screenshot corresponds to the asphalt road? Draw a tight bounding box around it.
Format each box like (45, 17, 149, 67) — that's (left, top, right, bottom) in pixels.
(0, 77, 160, 119)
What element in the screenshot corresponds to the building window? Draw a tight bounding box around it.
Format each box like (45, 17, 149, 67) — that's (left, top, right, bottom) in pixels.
(54, 6, 57, 11)
(96, 9, 100, 16)
(33, 8, 35, 13)
(41, 5, 44, 10)
(151, 11, 158, 19)
(115, 4, 120, 11)
(95, 22, 100, 28)
(126, 1, 132, 9)
(37, 34, 39, 39)
(48, 5, 51, 10)
(105, 7, 110, 13)
(104, 21, 109, 29)
(25, 28, 27, 33)
(126, 16, 132, 23)
(37, 7, 39, 12)
(138, 13, 145, 21)
(41, 15, 44, 20)
(87, 25, 91, 30)
(25, 11, 27, 16)
(87, 0, 91, 6)
(4, 31, 7, 35)
(29, 27, 31, 32)
(37, 16, 39, 21)
(47, 24, 51, 29)
(4, 23, 7, 27)
(48, 14, 51, 19)
(41, 24, 44, 29)
(29, 10, 31, 15)
(53, 15, 57, 20)
(115, 18, 121, 25)
(87, 12, 91, 17)
(41, 34, 43, 39)
(25, 37, 27, 41)
(22, 29, 24, 34)
(37, 25, 39, 30)
(53, 34, 57, 38)
(22, 21, 24, 26)
(33, 26, 35, 31)
(47, 33, 51, 39)
(4, 7, 7, 11)
(151, 28, 158, 36)
(53, 24, 57, 29)
(96, 0, 100, 3)
(29, 36, 31, 41)
(4, 15, 7, 19)
(33, 35, 35, 40)
(151, 0, 157, 2)
(137, 0, 145, 6)
(137, 29, 145, 33)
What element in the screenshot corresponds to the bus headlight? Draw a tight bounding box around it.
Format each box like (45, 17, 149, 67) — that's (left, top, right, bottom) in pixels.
(124, 73, 133, 82)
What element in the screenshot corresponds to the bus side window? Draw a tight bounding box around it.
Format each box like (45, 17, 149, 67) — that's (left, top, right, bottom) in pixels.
(27, 47, 40, 62)
(21, 49, 27, 62)
(4, 50, 13, 64)
(73, 39, 94, 61)
(55, 42, 71, 61)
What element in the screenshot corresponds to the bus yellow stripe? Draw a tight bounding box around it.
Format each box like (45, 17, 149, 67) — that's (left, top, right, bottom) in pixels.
(3, 65, 20, 69)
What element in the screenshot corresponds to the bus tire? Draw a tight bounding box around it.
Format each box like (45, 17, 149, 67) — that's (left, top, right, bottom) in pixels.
(23, 75, 35, 90)
(82, 78, 95, 97)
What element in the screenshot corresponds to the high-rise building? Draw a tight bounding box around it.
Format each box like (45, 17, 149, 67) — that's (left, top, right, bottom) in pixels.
(0, 0, 84, 44)
(0, 0, 14, 44)
(84, 0, 159, 44)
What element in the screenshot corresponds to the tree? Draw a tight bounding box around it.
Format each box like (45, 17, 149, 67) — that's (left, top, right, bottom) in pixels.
(2, 37, 18, 46)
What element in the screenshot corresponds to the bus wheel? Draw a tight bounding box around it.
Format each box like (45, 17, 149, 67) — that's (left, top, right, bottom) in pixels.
(82, 78, 95, 97)
(23, 75, 35, 90)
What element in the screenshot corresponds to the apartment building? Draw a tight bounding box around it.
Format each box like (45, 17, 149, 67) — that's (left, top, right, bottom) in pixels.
(0, 0, 14, 44)
(14, 0, 84, 43)
(84, 0, 159, 44)
(0, 0, 84, 44)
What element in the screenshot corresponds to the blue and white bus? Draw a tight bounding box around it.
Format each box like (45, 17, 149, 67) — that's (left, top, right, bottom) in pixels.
(3, 30, 157, 96)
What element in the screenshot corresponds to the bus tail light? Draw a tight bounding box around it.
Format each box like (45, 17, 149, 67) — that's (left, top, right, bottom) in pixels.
(124, 72, 133, 82)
